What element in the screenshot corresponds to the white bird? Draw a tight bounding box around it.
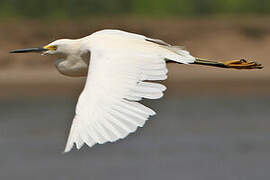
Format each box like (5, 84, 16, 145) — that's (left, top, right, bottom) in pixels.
(10, 29, 262, 152)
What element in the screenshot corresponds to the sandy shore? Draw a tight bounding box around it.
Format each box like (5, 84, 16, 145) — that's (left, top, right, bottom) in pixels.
(1, 17, 269, 97)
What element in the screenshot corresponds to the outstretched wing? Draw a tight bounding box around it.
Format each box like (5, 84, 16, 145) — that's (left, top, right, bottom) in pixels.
(64, 30, 195, 152)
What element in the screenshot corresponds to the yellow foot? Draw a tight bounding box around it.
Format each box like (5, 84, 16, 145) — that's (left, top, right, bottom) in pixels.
(224, 59, 263, 69)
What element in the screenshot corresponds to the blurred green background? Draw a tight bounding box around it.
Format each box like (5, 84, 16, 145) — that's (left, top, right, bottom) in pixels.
(1, 0, 270, 18)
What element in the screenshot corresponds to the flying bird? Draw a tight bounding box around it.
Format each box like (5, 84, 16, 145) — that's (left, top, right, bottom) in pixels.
(10, 29, 263, 152)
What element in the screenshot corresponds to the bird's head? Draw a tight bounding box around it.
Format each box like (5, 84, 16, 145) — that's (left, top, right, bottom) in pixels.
(10, 39, 74, 56)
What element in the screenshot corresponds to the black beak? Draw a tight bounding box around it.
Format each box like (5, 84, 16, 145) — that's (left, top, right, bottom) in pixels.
(10, 47, 48, 53)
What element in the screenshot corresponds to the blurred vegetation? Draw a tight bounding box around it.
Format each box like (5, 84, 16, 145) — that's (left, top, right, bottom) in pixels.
(0, 0, 270, 18)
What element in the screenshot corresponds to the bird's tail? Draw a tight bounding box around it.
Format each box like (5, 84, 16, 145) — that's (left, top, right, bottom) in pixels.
(193, 58, 263, 69)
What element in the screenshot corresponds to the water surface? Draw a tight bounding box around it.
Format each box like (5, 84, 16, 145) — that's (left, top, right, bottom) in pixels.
(0, 96, 269, 180)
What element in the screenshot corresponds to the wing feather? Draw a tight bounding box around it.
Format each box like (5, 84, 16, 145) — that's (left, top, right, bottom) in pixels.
(64, 30, 195, 152)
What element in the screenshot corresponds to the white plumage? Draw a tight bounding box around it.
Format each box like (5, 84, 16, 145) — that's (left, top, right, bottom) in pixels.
(63, 30, 195, 152)
(10, 29, 199, 152)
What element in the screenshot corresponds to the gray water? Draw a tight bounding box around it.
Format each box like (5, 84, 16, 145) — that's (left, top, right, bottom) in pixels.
(0, 96, 269, 180)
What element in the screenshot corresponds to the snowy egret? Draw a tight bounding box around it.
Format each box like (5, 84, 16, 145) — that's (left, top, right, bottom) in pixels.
(10, 29, 263, 152)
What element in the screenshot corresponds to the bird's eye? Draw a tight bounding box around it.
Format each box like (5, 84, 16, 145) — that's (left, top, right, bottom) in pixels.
(50, 45, 58, 51)
(44, 45, 58, 51)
